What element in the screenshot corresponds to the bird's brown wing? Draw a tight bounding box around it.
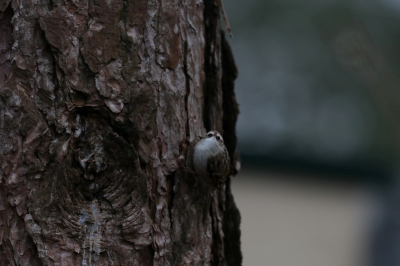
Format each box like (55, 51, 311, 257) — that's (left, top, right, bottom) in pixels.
(207, 148, 230, 188)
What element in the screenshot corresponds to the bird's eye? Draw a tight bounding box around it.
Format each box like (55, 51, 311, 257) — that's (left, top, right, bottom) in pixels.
(216, 136, 221, 141)
(207, 133, 213, 137)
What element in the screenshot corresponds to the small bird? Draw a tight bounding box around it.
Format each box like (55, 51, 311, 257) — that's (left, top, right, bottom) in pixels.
(193, 130, 230, 188)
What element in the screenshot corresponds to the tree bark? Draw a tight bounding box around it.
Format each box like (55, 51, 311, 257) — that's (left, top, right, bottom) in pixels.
(0, 0, 241, 265)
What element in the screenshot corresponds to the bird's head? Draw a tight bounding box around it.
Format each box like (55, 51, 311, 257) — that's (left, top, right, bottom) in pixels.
(205, 130, 224, 143)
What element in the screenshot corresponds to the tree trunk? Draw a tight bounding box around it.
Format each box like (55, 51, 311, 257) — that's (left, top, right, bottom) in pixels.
(0, 0, 241, 265)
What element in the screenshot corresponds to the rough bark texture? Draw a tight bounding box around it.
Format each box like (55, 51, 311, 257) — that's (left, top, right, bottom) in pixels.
(0, 0, 241, 265)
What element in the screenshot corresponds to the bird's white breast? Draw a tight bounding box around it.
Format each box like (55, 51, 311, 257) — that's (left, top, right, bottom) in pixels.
(193, 137, 221, 177)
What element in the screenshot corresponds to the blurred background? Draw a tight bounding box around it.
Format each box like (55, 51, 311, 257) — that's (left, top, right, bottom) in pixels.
(223, 0, 400, 265)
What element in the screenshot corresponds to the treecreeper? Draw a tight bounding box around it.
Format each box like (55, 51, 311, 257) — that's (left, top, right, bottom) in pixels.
(193, 130, 231, 189)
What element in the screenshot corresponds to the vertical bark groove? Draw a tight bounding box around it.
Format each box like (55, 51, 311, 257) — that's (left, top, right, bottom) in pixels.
(221, 32, 242, 266)
(203, 0, 223, 133)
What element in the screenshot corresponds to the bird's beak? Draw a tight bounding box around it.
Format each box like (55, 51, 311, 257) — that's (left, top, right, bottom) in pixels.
(199, 133, 208, 139)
